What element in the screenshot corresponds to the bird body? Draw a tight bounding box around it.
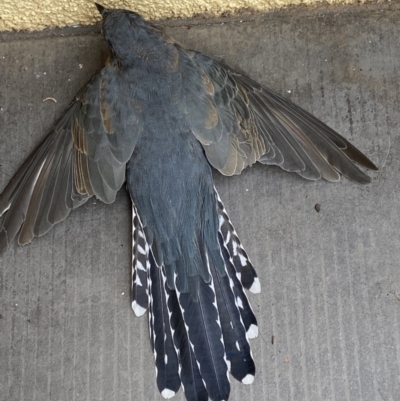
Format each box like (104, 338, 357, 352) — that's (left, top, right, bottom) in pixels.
(0, 5, 377, 401)
(126, 58, 256, 400)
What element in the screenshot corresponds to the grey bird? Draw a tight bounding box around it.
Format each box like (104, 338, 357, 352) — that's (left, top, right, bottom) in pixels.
(0, 4, 378, 401)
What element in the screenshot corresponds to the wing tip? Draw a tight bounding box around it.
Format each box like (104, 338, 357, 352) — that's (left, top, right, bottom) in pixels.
(344, 171, 373, 185)
(360, 157, 379, 171)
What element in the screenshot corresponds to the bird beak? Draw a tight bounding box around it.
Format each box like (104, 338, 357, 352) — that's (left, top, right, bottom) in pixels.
(95, 3, 106, 15)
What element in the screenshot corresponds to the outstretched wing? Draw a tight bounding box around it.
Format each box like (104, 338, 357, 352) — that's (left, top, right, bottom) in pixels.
(0, 63, 142, 253)
(179, 49, 378, 183)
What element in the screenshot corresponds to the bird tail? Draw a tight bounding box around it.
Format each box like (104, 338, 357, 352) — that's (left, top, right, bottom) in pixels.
(131, 189, 259, 401)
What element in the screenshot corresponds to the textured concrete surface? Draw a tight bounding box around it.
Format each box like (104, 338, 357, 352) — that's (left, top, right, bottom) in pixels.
(0, 7, 399, 401)
(0, 0, 384, 31)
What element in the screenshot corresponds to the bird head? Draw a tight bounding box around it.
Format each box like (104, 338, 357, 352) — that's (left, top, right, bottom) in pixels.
(95, 3, 170, 68)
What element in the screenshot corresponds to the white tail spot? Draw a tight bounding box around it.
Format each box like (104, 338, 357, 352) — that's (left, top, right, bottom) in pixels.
(238, 253, 247, 266)
(136, 260, 146, 271)
(247, 324, 258, 339)
(161, 389, 176, 399)
(242, 374, 255, 384)
(135, 275, 143, 286)
(132, 301, 146, 317)
(249, 277, 261, 294)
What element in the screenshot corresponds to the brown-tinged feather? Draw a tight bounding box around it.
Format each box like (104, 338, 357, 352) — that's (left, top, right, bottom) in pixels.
(19, 141, 60, 244)
(100, 76, 115, 134)
(205, 101, 219, 130)
(169, 47, 180, 70)
(201, 70, 215, 96)
(221, 140, 239, 176)
(80, 152, 95, 197)
(74, 147, 84, 194)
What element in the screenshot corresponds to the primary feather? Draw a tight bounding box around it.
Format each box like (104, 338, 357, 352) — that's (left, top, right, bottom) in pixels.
(0, 5, 378, 401)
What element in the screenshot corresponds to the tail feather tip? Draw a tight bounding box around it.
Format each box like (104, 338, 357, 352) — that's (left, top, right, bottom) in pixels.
(242, 374, 255, 385)
(161, 389, 176, 399)
(132, 301, 146, 317)
(247, 324, 259, 339)
(249, 277, 261, 294)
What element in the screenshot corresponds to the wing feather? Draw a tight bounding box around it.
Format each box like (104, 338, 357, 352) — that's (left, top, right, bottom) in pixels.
(179, 48, 377, 183)
(0, 62, 142, 253)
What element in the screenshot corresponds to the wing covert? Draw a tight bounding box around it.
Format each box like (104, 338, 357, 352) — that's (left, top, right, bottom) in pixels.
(179, 48, 377, 183)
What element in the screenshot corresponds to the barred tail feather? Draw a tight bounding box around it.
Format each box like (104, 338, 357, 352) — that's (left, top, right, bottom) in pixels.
(175, 273, 230, 401)
(148, 250, 181, 398)
(220, 236, 258, 340)
(130, 191, 260, 401)
(131, 202, 149, 317)
(215, 190, 261, 294)
(167, 288, 209, 401)
(208, 249, 256, 383)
